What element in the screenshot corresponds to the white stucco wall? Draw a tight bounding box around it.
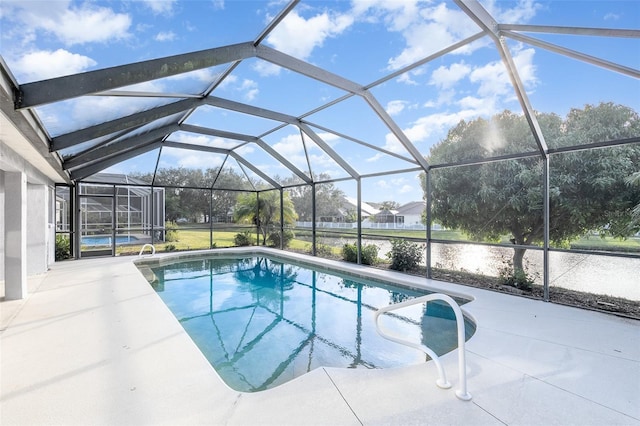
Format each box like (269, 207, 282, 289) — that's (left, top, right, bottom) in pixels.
(0, 141, 56, 284)
(0, 171, 5, 281)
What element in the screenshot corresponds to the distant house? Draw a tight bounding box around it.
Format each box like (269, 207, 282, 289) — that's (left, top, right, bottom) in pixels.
(374, 208, 399, 224)
(341, 197, 380, 221)
(395, 201, 426, 226)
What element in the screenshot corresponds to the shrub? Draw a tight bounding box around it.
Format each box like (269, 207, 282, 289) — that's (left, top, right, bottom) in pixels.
(267, 229, 295, 248)
(315, 243, 335, 257)
(342, 243, 358, 263)
(387, 239, 423, 272)
(165, 221, 179, 242)
(55, 234, 71, 260)
(498, 260, 535, 291)
(362, 244, 380, 265)
(234, 231, 253, 247)
(342, 243, 379, 265)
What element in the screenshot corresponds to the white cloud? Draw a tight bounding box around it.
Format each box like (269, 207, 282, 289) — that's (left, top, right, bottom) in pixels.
(384, 3, 478, 70)
(381, 134, 409, 155)
(141, 0, 178, 15)
(217, 74, 260, 100)
(386, 100, 408, 116)
(366, 153, 384, 162)
(211, 0, 225, 11)
(235, 144, 256, 155)
(399, 184, 414, 194)
(12, 49, 96, 82)
(32, 4, 132, 46)
(68, 95, 166, 129)
(174, 152, 224, 169)
(252, 61, 283, 77)
(429, 62, 471, 89)
(155, 31, 176, 42)
(272, 133, 305, 157)
(266, 9, 354, 60)
(480, 0, 541, 23)
(239, 79, 259, 101)
(356, 0, 540, 71)
(604, 12, 620, 21)
(402, 110, 479, 145)
(270, 132, 341, 175)
(469, 46, 536, 97)
(376, 179, 391, 189)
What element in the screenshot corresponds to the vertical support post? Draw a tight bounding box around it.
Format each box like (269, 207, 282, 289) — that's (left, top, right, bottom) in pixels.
(150, 185, 155, 244)
(209, 188, 213, 248)
(426, 171, 433, 279)
(280, 188, 284, 250)
(111, 184, 116, 256)
(74, 184, 81, 259)
(543, 155, 550, 301)
(4, 171, 27, 300)
(356, 178, 362, 264)
(311, 182, 316, 256)
(69, 184, 76, 259)
(256, 192, 261, 246)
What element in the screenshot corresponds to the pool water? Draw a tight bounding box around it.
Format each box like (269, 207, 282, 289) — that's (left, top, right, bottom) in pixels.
(81, 235, 139, 246)
(146, 256, 475, 393)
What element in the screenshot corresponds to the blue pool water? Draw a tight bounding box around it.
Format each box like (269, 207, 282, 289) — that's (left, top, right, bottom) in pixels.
(145, 255, 475, 393)
(82, 235, 139, 246)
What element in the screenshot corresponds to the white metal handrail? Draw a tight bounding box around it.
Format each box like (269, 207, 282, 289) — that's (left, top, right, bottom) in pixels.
(138, 243, 156, 257)
(373, 293, 472, 401)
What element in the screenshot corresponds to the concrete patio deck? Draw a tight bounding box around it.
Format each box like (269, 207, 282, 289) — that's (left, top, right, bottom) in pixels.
(1, 248, 639, 425)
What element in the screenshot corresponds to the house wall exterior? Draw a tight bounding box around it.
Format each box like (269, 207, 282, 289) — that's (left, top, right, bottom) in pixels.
(0, 140, 56, 289)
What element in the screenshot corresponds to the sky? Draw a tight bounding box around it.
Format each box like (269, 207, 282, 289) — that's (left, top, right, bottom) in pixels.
(1, 0, 639, 204)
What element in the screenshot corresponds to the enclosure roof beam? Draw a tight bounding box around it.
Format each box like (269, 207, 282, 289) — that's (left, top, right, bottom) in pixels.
(204, 96, 297, 124)
(254, 0, 299, 46)
(494, 36, 549, 156)
(71, 140, 162, 181)
(298, 122, 360, 179)
(361, 91, 432, 171)
(255, 45, 363, 94)
(454, 0, 549, 156)
(16, 42, 256, 109)
(163, 141, 281, 189)
(163, 140, 229, 155)
(51, 98, 200, 151)
(302, 120, 419, 165)
(231, 153, 281, 189)
(503, 31, 640, 79)
(254, 139, 312, 184)
(180, 124, 257, 142)
(64, 123, 179, 170)
(497, 24, 640, 38)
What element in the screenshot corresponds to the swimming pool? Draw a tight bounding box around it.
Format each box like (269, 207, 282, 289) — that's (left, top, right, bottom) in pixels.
(81, 235, 139, 246)
(141, 253, 475, 393)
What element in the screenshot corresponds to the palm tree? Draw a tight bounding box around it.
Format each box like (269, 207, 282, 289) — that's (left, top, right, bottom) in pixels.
(234, 190, 297, 245)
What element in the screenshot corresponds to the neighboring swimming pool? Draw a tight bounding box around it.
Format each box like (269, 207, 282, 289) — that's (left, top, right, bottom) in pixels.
(81, 235, 139, 246)
(140, 253, 476, 393)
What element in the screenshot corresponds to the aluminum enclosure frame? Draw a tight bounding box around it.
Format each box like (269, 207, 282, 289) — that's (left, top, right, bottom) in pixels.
(7, 0, 639, 302)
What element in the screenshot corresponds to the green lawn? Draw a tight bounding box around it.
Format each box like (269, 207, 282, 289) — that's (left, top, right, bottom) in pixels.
(116, 224, 640, 256)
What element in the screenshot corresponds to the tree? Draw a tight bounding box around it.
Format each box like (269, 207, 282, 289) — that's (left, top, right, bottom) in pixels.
(133, 167, 249, 223)
(234, 190, 297, 245)
(281, 173, 346, 222)
(422, 103, 640, 275)
(380, 201, 401, 210)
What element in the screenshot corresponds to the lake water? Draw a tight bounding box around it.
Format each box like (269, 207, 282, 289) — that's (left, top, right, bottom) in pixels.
(357, 239, 640, 301)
